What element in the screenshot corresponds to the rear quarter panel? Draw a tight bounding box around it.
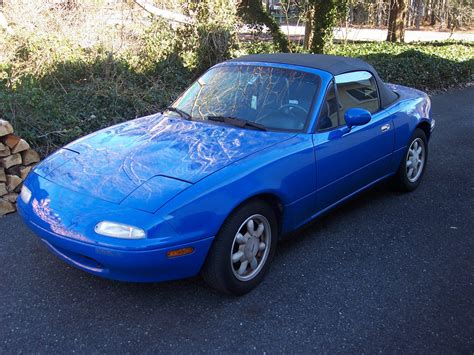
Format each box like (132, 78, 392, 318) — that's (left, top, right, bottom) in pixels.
(386, 84, 432, 172)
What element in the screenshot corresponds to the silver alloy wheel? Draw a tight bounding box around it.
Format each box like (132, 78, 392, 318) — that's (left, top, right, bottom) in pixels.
(406, 138, 425, 183)
(230, 214, 271, 282)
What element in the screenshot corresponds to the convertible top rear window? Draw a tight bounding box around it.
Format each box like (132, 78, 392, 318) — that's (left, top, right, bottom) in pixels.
(173, 65, 321, 131)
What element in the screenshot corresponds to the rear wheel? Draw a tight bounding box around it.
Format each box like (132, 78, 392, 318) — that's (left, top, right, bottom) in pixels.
(201, 200, 278, 295)
(391, 128, 428, 192)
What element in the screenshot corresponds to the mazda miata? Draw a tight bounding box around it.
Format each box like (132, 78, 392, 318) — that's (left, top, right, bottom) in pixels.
(18, 54, 434, 295)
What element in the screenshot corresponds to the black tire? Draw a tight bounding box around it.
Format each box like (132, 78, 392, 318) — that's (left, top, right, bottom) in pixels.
(391, 128, 428, 192)
(201, 199, 278, 295)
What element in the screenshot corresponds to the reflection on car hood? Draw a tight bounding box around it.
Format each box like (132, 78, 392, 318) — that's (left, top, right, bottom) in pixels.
(38, 114, 295, 204)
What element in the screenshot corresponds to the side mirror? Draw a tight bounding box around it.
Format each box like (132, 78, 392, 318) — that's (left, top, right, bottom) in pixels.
(344, 108, 372, 129)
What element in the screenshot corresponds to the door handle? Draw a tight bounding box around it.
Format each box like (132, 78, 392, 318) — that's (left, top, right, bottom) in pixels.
(381, 124, 391, 132)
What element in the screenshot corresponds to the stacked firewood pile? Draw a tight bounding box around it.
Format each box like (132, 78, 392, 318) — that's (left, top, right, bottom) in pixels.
(0, 120, 40, 216)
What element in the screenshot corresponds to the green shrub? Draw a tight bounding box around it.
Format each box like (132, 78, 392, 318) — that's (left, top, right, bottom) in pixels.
(0, 22, 192, 155)
(237, 40, 473, 90)
(332, 41, 473, 90)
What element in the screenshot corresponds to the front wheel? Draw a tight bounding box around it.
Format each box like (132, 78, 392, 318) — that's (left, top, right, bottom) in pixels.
(391, 128, 428, 192)
(201, 200, 278, 295)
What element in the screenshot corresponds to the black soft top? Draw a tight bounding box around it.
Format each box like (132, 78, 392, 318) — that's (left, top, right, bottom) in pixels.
(229, 53, 398, 108)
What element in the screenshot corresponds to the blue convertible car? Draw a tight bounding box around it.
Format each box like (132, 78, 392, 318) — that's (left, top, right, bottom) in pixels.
(19, 54, 434, 295)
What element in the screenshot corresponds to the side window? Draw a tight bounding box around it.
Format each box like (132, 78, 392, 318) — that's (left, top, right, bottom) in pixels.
(335, 71, 380, 119)
(317, 81, 340, 130)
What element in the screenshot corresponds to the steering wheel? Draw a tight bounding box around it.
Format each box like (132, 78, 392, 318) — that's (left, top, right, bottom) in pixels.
(278, 103, 309, 116)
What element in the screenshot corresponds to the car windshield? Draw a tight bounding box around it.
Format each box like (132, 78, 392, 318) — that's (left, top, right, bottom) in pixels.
(171, 64, 321, 131)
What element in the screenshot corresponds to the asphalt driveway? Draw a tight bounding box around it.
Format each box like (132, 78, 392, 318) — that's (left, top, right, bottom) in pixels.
(1, 87, 473, 353)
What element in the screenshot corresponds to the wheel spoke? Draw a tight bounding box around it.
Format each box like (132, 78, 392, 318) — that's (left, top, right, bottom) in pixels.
(416, 146, 422, 155)
(246, 219, 255, 234)
(408, 167, 414, 177)
(406, 160, 413, 167)
(255, 223, 264, 238)
(258, 242, 266, 251)
(232, 251, 244, 263)
(235, 233, 246, 244)
(250, 257, 258, 270)
(238, 260, 248, 275)
(413, 141, 418, 150)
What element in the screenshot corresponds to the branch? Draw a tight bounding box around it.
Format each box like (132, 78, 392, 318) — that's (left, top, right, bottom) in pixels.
(133, 0, 193, 24)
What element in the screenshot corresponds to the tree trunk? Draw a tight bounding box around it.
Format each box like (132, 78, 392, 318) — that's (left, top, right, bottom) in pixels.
(440, 0, 448, 30)
(415, 0, 423, 29)
(376, 0, 384, 27)
(407, 0, 412, 27)
(305, 0, 338, 54)
(431, 0, 438, 26)
(303, 7, 314, 49)
(237, 0, 290, 52)
(348, 1, 354, 26)
(387, 0, 407, 42)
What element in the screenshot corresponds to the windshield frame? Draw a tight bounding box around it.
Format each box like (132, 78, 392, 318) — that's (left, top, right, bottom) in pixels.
(170, 61, 326, 133)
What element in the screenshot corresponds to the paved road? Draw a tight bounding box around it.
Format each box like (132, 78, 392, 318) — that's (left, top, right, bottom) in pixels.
(1, 88, 473, 353)
(280, 26, 474, 42)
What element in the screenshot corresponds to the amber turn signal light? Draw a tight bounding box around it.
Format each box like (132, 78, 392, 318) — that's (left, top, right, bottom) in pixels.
(167, 247, 194, 258)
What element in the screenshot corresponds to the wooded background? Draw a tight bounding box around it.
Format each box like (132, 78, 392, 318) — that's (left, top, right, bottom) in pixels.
(1, 0, 472, 51)
(0, 0, 472, 156)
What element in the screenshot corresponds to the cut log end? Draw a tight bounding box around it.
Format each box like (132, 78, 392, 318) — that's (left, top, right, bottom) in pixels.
(3, 192, 18, 203)
(21, 149, 40, 166)
(2, 134, 21, 149)
(0, 153, 22, 169)
(20, 165, 33, 180)
(0, 197, 16, 216)
(0, 120, 14, 137)
(0, 182, 7, 196)
(12, 139, 30, 154)
(0, 146, 10, 157)
(6, 174, 22, 192)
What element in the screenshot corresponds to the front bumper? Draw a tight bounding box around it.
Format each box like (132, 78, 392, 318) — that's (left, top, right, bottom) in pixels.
(20, 215, 213, 282)
(18, 173, 214, 282)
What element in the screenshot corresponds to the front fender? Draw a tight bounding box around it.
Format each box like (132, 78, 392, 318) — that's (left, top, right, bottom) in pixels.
(156, 134, 316, 240)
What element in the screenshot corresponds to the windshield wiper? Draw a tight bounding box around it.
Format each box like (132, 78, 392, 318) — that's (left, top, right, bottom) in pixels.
(207, 116, 267, 131)
(163, 106, 192, 120)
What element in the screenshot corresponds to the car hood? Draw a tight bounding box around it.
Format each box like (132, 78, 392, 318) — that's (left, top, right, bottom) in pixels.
(35, 114, 295, 206)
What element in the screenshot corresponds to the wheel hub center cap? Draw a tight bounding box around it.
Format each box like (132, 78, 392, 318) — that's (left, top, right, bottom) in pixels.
(244, 237, 259, 260)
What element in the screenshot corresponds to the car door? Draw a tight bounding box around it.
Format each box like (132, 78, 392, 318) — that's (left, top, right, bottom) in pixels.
(313, 71, 395, 212)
